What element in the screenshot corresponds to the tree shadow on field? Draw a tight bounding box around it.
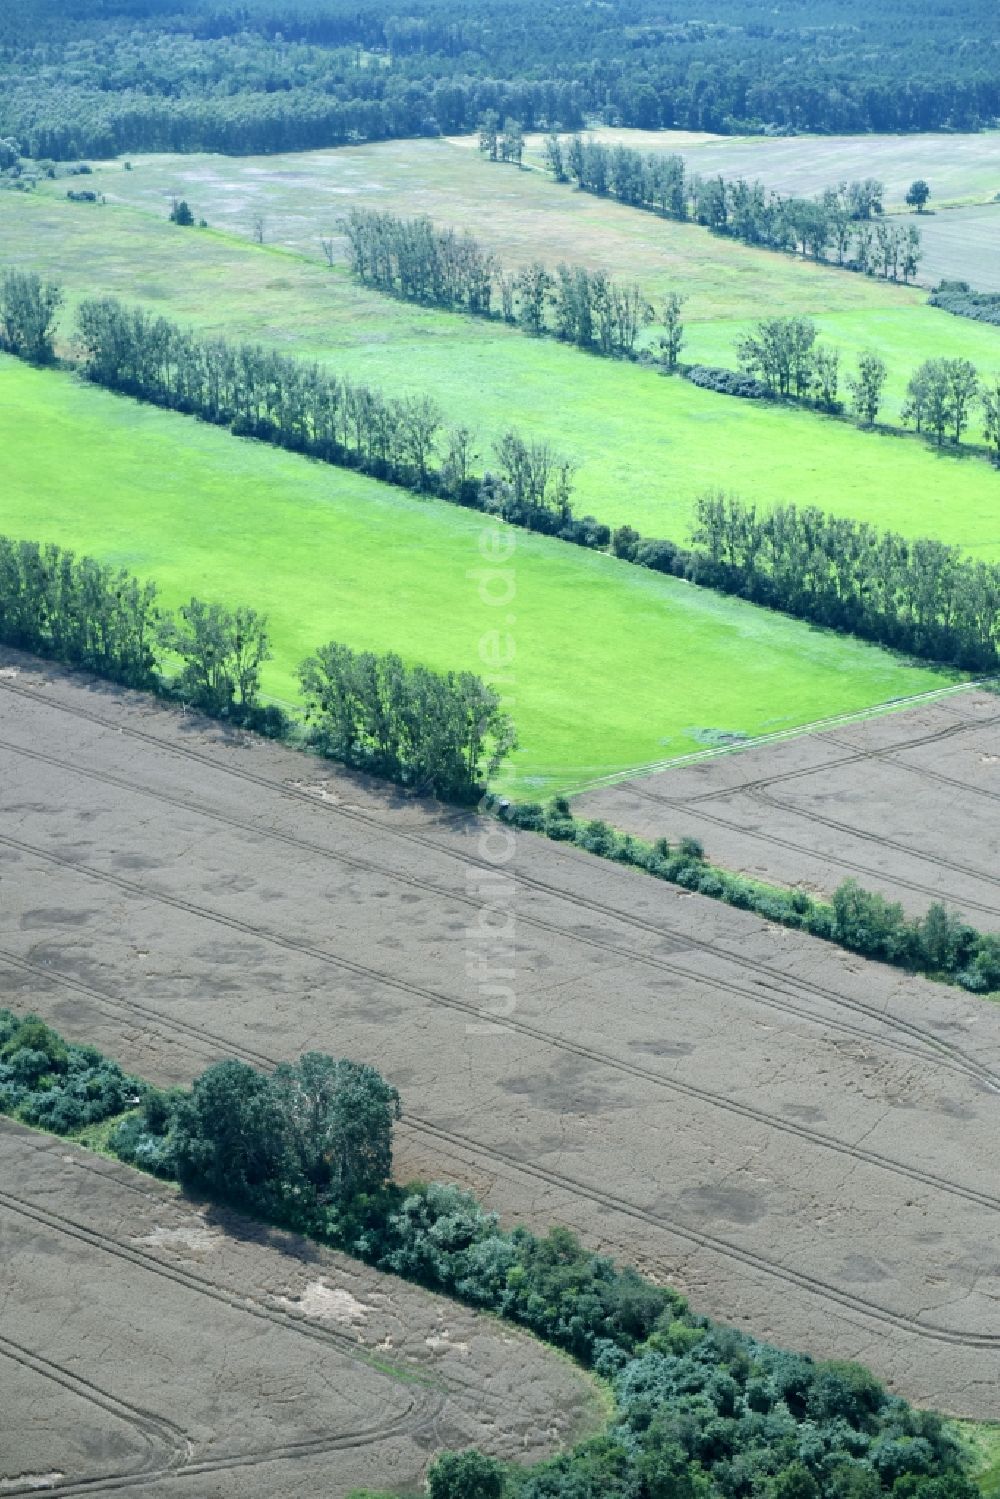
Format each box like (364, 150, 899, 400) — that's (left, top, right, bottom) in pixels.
(194, 1193, 328, 1264)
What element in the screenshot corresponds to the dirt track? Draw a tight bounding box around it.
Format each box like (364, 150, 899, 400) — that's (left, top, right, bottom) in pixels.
(0, 1122, 598, 1496)
(1, 655, 999, 1425)
(575, 690, 1000, 929)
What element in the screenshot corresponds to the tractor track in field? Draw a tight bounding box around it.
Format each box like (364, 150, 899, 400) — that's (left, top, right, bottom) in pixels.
(4, 827, 1000, 1210)
(0, 1169, 445, 1497)
(621, 777, 1000, 924)
(0, 1171, 439, 1373)
(1, 680, 997, 1097)
(671, 707, 1000, 805)
(0, 1331, 189, 1495)
(5, 933, 1000, 1359)
(395, 1115, 1000, 1352)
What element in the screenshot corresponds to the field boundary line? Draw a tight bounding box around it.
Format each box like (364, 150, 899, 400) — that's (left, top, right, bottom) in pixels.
(567, 680, 994, 797)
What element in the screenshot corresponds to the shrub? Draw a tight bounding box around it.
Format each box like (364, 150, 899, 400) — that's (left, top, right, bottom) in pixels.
(685, 365, 772, 399)
(427, 1450, 505, 1499)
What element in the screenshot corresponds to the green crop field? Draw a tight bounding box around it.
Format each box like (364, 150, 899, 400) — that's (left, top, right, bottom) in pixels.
(0, 357, 955, 795)
(3, 188, 1000, 555)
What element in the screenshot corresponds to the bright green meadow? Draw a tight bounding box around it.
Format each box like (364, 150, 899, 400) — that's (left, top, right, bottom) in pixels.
(0, 357, 955, 795)
(2, 189, 1000, 555)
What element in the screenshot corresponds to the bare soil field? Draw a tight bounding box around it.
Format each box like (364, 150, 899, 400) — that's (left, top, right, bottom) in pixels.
(574, 688, 1000, 930)
(2, 654, 1000, 1421)
(0, 1123, 599, 1497)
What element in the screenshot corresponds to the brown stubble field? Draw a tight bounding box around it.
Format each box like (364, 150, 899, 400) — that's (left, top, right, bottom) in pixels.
(574, 689, 1000, 930)
(1, 1122, 600, 1496)
(1, 653, 999, 1424)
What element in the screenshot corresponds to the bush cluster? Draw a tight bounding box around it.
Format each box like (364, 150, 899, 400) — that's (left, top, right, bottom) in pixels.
(496, 802, 1000, 995)
(685, 364, 773, 399)
(929, 282, 1000, 328)
(0, 1010, 141, 1134)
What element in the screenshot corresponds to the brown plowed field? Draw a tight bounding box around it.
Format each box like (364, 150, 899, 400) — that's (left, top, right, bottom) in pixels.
(576, 690, 1000, 930)
(2, 654, 999, 1427)
(0, 1121, 599, 1496)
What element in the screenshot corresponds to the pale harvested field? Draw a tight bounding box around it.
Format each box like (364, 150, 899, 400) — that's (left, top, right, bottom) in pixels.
(909, 204, 1000, 292)
(1, 655, 999, 1421)
(0, 1123, 598, 1496)
(516, 128, 1000, 209)
(574, 688, 1000, 931)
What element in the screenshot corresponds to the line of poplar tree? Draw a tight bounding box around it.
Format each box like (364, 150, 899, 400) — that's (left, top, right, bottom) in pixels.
(0, 536, 517, 800)
(340, 207, 658, 357)
(687, 494, 1000, 671)
(538, 138, 922, 282)
(71, 294, 609, 545)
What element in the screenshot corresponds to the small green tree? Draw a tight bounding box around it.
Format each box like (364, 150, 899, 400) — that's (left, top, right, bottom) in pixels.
(543, 132, 566, 181)
(982, 375, 1000, 465)
(0, 269, 63, 364)
(847, 351, 888, 427)
(905, 179, 931, 212)
(159, 599, 270, 715)
(477, 111, 499, 162)
(658, 292, 686, 372)
(169, 198, 195, 226)
(427, 1450, 505, 1499)
(500, 118, 524, 166)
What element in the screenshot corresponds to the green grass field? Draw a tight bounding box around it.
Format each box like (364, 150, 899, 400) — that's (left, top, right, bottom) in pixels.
(3, 189, 1000, 555)
(0, 357, 955, 795)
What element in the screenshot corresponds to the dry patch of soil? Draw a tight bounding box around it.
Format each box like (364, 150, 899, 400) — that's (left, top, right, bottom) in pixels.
(0, 1122, 599, 1495)
(1, 654, 999, 1422)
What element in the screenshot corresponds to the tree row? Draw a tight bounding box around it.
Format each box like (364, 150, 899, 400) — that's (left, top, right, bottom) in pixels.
(498, 802, 1000, 996)
(340, 207, 665, 357)
(0, 537, 516, 802)
(535, 138, 922, 283)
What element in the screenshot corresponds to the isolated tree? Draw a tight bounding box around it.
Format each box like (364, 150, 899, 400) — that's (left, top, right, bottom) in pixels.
(658, 292, 686, 371)
(0, 270, 63, 364)
(252, 214, 266, 244)
(905, 179, 931, 212)
(168, 197, 195, 226)
(319, 237, 336, 267)
(847, 351, 888, 427)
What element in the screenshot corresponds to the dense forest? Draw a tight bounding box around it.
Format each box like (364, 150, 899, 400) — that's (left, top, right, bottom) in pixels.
(0, 0, 997, 159)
